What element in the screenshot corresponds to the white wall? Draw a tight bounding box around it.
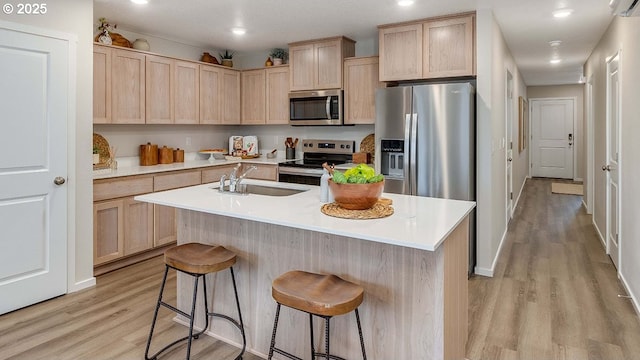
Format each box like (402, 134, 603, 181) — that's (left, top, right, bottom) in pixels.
(527, 84, 585, 180)
(584, 15, 640, 312)
(96, 124, 374, 158)
(1, 0, 95, 291)
(474, 9, 527, 276)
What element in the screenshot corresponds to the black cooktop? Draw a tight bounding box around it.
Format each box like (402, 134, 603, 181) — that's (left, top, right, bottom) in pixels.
(279, 154, 351, 169)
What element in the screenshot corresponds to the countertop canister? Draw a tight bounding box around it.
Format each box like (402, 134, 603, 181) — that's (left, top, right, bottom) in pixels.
(139, 143, 158, 166)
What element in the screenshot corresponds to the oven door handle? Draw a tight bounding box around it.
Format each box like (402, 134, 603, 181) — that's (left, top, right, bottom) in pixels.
(278, 167, 323, 177)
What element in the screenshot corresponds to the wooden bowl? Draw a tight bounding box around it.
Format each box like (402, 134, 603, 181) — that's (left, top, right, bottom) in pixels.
(328, 179, 384, 210)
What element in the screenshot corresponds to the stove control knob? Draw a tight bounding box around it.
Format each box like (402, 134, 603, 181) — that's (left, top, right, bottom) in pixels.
(340, 144, 345, 149)
(303, 143, 308, 147)
(346, 144, 351, 149)
(309, 144, 313, 148)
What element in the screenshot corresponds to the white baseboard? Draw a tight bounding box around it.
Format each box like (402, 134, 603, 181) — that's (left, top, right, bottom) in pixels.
(474, 228, 508, 278)
(592, 217, 606, 249)
(68, 277, 96, 293)
(513, 177, 528, 213)
(618, 272, 640, 317)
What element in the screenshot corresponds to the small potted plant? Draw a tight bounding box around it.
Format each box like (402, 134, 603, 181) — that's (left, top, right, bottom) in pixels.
(269, 48, 288, 65)
(219, 50, 235, 67)
(93, 145, 100, 165)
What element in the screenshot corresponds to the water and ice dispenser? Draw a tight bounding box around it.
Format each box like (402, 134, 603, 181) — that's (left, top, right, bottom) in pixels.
(380, 139, 404, 178)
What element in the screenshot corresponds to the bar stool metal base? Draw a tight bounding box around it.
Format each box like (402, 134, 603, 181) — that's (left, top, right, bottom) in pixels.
(267, 303, 367, 360)
(145, 265, 246, 360)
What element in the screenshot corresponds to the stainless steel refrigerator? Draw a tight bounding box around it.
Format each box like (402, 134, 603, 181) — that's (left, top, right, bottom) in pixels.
(375, 82, 476, 274)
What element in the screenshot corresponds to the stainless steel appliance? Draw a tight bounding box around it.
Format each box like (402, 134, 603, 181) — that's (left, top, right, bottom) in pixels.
(278, 139, 354, 185)
(375, 82, 476, 273)
(289, 90, 343, 126)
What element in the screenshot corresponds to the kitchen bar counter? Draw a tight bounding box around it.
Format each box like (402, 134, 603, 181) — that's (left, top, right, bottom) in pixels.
(135, 181, 474, 359)
(135, 180, 474, 251)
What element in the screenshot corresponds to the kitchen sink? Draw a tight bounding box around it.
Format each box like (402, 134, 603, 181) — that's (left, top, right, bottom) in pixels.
(213, 184, 308, 197)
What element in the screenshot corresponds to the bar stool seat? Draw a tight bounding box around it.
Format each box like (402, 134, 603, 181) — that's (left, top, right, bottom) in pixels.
(272, 271, 364, 317)
(165, 243, 236, 274)
(145, 243, 246, 360)
(268, 270, 367, 360)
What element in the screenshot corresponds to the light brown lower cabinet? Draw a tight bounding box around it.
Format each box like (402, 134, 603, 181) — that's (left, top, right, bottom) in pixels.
(93, 164, 278, 272)
(123, 197, 154, 255)
(242, 163, 278, 181)
(93, 199, 124, 265)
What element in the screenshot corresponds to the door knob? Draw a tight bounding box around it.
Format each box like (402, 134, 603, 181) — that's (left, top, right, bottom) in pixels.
(507, 157, 513, 162)
(54, 176, 66, 185)
(602, 165, 611, 172)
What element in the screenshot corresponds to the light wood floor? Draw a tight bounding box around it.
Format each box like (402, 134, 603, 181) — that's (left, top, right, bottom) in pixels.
(466, 178, 640, 360)
(2, 178, 639, 359)
(0, 256, 261, 360)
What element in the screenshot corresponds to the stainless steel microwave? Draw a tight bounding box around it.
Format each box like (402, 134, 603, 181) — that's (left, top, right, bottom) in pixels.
(289, 89, 343, 126)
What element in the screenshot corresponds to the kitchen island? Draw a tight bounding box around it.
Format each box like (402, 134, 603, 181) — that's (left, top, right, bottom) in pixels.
(135, 180, 475, 359)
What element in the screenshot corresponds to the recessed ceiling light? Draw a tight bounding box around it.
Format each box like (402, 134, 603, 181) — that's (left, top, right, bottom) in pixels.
(130, 0, 148, 4)
(553, 9, 574, 18)
(232, 28, 246, 35)
(549, 40, 562, 47)
(550, 59, 562, 64)
(398, 0, 415, 6)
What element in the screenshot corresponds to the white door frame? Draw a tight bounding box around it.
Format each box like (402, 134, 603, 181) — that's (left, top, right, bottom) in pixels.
(605, 50, 622, 269)
(529, 97, 578, 180)
(505, 70, 514, 220)
(586, 76, 594, 214)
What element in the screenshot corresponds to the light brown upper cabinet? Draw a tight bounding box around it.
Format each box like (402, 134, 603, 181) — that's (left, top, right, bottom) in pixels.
(289, 36, 355, 91)
(111, 49, 146, 123)
(174, 61, 200, 124)
(221, 68, 241, 124)
(241, 69, 267, 124)
(200, 65, 240, 124)
(241, 66, 290, 125)
(344, 57, 382, 125)
(145, 55, 174, 124)
(93, 45, 111, 124)
(265, 66, 290, 124)
(379, 13, 475, 81)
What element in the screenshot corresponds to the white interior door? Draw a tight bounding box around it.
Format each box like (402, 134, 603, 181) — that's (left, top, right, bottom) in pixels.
(531, 99, 575, 179)
(605, 53, 621, 269)
(0, 23, 68, 314)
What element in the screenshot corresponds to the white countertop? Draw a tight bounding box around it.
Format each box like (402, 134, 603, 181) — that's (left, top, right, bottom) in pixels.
(134, 180, 475, 251)
(93, 154, 287, 180)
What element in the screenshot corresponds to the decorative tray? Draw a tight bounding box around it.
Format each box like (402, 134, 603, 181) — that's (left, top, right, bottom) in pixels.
(93, 133, 111, 170)
(321, 200, 394, 220)
(199, 149, 228, 160)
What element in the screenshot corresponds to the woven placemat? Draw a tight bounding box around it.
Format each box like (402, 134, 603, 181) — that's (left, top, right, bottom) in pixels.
(321, 202, 394, 220)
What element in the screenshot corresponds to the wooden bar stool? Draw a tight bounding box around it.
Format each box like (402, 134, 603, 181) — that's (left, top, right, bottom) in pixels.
(267, 270, 367, 360)
(145, 243, 246, 360)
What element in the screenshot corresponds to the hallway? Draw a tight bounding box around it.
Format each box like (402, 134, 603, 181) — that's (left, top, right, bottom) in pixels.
(466, 178, 640, 359)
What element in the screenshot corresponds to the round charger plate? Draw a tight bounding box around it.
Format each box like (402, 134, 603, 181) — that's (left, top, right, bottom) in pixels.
(321, 202, 393, 220)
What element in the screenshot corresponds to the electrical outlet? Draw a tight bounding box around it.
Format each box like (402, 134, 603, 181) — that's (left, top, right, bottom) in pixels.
(186, 137, 192, 146)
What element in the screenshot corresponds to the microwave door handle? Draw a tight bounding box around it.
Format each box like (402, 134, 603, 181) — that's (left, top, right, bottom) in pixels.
(326, 97, 331, 120)
(410, 113, 418, 196)
(404, 114, 412, 195)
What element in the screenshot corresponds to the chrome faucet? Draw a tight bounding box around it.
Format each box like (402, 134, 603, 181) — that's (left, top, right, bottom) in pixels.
(218, 174, 227, 193)
(228, 163, 242, 192)
(234, 165, 257, 191)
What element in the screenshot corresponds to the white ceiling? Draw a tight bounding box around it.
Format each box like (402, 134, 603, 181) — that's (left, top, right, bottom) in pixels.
(93, 0, 614, 86)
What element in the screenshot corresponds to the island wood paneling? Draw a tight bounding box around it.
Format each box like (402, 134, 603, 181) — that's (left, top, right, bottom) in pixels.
(176, 209, 469, 359)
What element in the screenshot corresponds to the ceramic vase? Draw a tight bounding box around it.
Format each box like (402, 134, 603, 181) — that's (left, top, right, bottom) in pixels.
(132, 38, 150, 51)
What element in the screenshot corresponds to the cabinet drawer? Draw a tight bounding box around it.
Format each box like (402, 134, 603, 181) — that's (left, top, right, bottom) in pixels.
(244, 164, 278, 181)
(154, 170, 201, 191)
(201, 164, 238, 184)
(94, 176, 153, 201)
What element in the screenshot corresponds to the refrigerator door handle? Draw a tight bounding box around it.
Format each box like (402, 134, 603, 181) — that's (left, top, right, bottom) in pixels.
(410, 113, 418, 195)
(404, 114, 412, 195)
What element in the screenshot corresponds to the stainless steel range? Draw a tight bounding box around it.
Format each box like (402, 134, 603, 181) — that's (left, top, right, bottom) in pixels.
(278, 139, 355, 185)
